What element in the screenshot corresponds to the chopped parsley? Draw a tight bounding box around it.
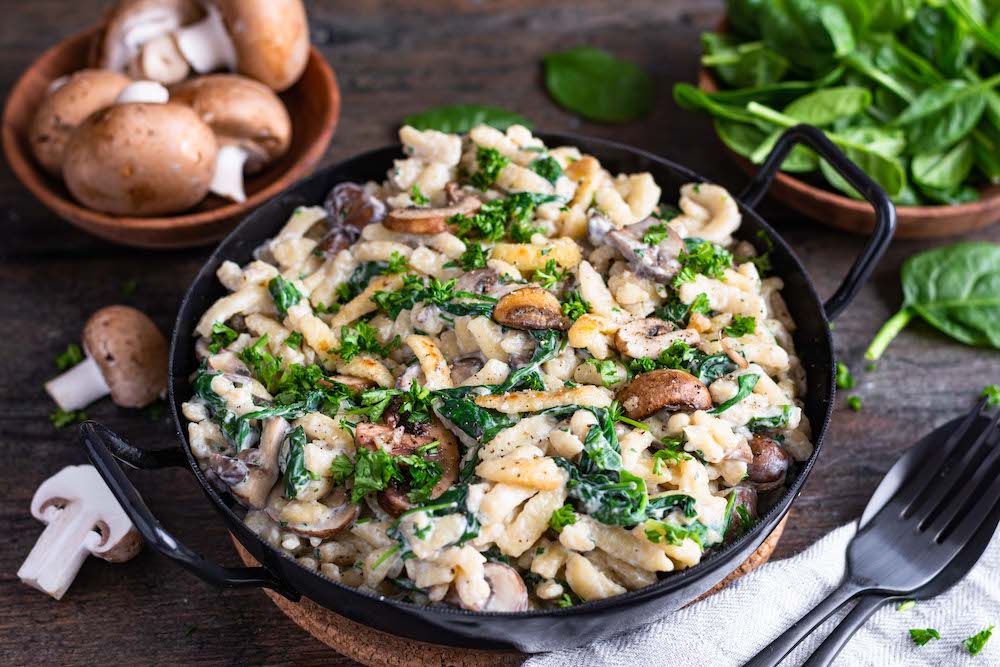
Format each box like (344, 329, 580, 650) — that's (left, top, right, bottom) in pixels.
(469, 146, 510, 191)
(651, 438, 691, 474)
(561, 291, 590, 321)
(644, 519, 706, 546)
(724, 315, 756, 338)
(965, 626, 994, 655)
(334, 322, 400, 362)
(348, 382, 435, 424)
(285, 331, 304, 349)
(447, 242, 490, 270)
(534, 259, 570, 289)
(410, 184, 430, 206)
(54, 343, 84, 371)
(208, 321, 239, 353)
(896, 600, 915, 611)
(909, 628, 941, 646)
(626, 340, 738, 386)
(982, 384, 1000, 407)
(331, 445, 443, 504)
(386, 251, 410, 274)
(655, 292, 711, 328)
(847, 396, 862, 412)
(529, 156, 564, 183)
(549, 504, 578, 532)
(50, 408, 87, 429)
(450, 192, 563, 243)
(267, 275, 302, 317)
(586, 358, 621, 387)
(336, 262, 387, 303)
(836, 361, 856, 389)
(673, 239, 733, 287)
(371, 274, 495, 320)
(641, 223, 672, 245)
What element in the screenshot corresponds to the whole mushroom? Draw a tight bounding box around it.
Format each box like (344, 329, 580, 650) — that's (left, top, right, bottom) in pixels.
(29, 69, 132, 175)
(45, 306, 168, 411)
(170, 74, 292, 202)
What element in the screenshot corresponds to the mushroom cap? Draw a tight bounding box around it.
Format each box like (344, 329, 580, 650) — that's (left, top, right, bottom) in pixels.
(29, 69, 132, 175)
(62, 102, 218, 216)
(92, 0, 205, 72)
(492, 286, 571, 331)
(218, 0, 310, 91)
(82, 306, 168, 408)
(616, 368, 712, 419)
(169, 74, 291, 170)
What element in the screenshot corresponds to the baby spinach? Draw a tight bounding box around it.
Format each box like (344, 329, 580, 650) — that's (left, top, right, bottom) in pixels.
(280, 426, 316, 499)
(866, 242, 1000, 359)
(912, 139, 975, 190)
(267, 276, 302, 317)
(402, 104, 533, 134)
(543, 47, 654, 123)
(709, 374, 760, 414)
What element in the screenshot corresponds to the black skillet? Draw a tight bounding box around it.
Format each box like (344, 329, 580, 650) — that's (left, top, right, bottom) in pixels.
(80, 125, 896, 653)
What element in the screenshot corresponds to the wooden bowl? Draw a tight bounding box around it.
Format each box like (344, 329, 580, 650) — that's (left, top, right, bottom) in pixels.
(2, 28, 340, 249)
(697, 64, 1000, 239)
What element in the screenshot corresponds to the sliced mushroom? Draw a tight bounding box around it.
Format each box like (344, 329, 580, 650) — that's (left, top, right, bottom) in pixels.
(394, 363, 426, 391)
(747, 435, 789, 492)
(450, 356, 485, 386)
(209, 415, 289, 508)
(265, 486, 359, 538)
(606, 216, 685, 283)
(455, 268, 500, 296)
(724, 486, 758, 543)
(383, 196, 481, 234)
(613, 318, 700, 359)
(459, 563, 529, 612)
(616, 369, 711, 420)
(321, 374, 376, 394)
(319, 182, 386, 253)
(445, 181, 476, 205)
(493, 286, 570, 331)
(587, 212, 614, 246)
(720, 339, 749, 369)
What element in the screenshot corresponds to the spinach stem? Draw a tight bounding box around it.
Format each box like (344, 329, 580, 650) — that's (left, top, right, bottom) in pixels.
(865, 307, 915, 360)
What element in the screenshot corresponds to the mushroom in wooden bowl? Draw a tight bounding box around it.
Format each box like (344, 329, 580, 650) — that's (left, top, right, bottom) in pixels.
(679, 11, 1000, 240)
(2, 0, 339, 249)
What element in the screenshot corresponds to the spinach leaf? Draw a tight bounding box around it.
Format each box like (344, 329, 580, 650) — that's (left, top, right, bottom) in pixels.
(912, 139, 975, 190)
(701, 33, 789, 88)
(897, 79, 992, 153)
(268, 276, 302, 317)
(280, 426, 315, 499)
(748, 405, 793, 433)
(544, 47, 654, 123)
(646, 493, 698, 521)
(529, 156, 564, 184)
(493, 330, 566, 393)
(402, 104, 533, 134)
(782, 86, 872, 126)
(709, 374, 760, 414)
(866, 242, 1000, 359)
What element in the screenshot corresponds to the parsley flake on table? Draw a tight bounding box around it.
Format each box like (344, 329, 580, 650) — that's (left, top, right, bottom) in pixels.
(909, 628, 941, 646)
(847, 396, 862, 412)
(982, 384, 1000, 407)
(836, 361, 856, 389)
(54, 343, 84, 371)
(896, 599, 915, 611)
(50, 408, 86, 429)
(965, 626, 994, 655)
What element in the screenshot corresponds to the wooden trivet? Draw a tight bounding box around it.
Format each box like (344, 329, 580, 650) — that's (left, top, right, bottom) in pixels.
(233, 515, 788, 666)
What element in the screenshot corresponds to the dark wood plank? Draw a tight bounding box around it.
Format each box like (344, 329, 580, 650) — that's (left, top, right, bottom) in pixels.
(1, 1, 998, 665)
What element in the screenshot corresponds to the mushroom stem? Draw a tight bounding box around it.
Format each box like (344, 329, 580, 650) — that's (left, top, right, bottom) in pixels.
(173, 4, 237, 74)
(44, 356, 110, 411)
(131, 34, 190, 84)
(115, 80, 170, 104)
(210, 144, 250, 203)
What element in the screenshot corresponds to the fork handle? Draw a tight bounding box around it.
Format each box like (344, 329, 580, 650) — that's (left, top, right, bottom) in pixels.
(742, 579, 867, 667)
(800, 595, 889, 667)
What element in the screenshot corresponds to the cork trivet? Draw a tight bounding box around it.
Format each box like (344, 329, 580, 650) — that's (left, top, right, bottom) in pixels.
(233, 516, 787, 666)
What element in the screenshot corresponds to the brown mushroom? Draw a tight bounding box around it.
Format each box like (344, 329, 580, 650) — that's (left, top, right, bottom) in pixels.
(616, 369, 712, 420)
(173, 0, 310, 91)
(170, 74, 291, 202)
(265, 486, 359, 538)
(747, 435, 789, 492)
(319, 182, 387, 253)
(29, 69, 132, 175)
(383, 196, 481, 234)
(209, 416, 289, 508)
(606, 216, 685, 283)
(724, 486, 758, 542)
(320, 375, 377, 394)
(613, 318, 700, 359)
(354, 421, 460, 516)
(62, 102, 218, 215)
(90, 0, 203, 81)
(45, 306, 168, 411)
(458, 563, 529, 612)
(493, 286, 570, 331)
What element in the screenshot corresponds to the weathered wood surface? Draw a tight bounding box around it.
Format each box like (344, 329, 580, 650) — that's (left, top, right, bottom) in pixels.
(1, 1, 997, 665)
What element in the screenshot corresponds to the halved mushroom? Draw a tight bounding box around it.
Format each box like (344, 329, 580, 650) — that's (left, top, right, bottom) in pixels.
(321, 374, 376, 394)
(616, 369, 712, 420)
(209, 415, 289, 508)
(459, 563, 529, 612)
(613, 318, 699, 359)
(493, 286, 570, 331)
(91, 0, 204, 75)
(455, 268, 500, 296)
(606, 216, 685, 283)
(724, 486, 758, 542)
(383, 196, 481, 234)
(265, 486, 359, 538)
(319, 182, 386, 253)
(746, 435, 789, 492)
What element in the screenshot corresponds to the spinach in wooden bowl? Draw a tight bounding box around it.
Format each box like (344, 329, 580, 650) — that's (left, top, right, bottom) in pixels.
(675, 0, 1000, 207)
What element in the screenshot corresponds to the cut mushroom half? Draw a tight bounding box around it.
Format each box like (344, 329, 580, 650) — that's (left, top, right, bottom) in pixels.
(45, 306, 168, 411)
(209, 416, 289, 508)
(615, 369, 712, 420)
(613, 318, 699, 359)
(265, 486, 359, 538)
(172, 1, 237, 73)
(383, 196, 481, 234)
(92, 0, 204, 74)
(459, 563, 529, 612)
(493, 286, 570, 331)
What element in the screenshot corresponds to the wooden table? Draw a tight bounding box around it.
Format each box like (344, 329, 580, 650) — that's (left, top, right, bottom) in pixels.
(2, 1, 997, 665)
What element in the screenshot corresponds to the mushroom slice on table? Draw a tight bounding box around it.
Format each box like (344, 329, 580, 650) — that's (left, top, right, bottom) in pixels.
(265, 486, 359, 538)
(613, 318, 699, 359)
(173, 0, 310, 91)
(45, 306, 168, 411)
(319, 182, 387, 253)
(171, 74, 292, 203)
(61, 101, 218, 216)
(616, 369, 712, 420)
(493, 286, 571, 331)
(382, 195, 481, 234)
(746, 435, 789, 492)
(209, 416, 289, 508)
(29, 69, 131, 175)
(458, 563, 529, 612)
(606, 215, 685, 283)
(18, 465, 143, 600)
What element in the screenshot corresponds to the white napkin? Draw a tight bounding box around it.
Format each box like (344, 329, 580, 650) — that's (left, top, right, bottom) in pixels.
(525, 523, 999, 667)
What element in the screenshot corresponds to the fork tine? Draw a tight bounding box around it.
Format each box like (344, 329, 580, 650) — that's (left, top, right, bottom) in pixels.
(912, 409, 1000, 526)
(930, 424, 1000, 541)
(899, 397, 990, 519)
(939, 443, 1000, 548)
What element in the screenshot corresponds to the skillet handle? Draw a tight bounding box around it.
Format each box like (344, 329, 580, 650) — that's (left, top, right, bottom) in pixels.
(79, 421, 300, 601)
(738, 124, 897, 321)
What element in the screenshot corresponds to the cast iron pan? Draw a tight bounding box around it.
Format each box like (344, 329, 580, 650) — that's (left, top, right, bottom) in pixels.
(80, 126, 896, 652)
